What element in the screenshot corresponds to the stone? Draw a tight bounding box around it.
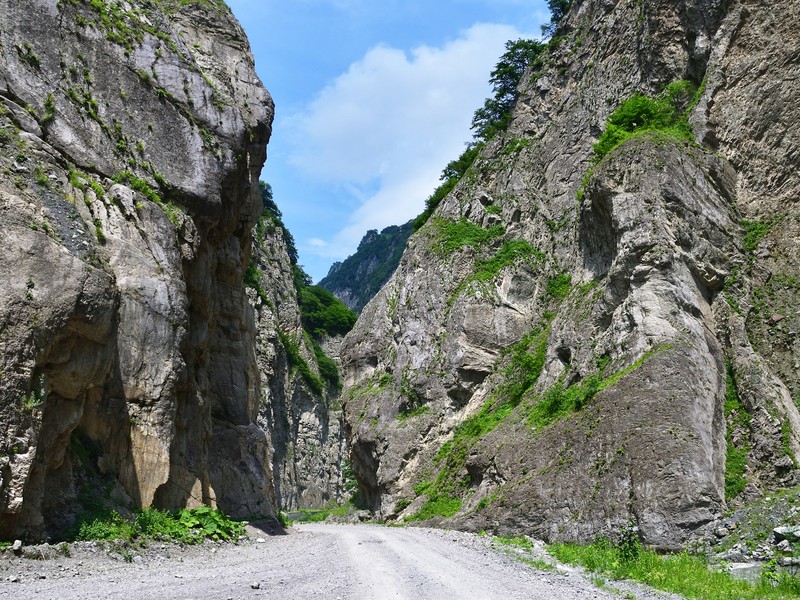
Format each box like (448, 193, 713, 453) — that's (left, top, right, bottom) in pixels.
(774, 526, 800, 543)
(250, 582, 260, 590)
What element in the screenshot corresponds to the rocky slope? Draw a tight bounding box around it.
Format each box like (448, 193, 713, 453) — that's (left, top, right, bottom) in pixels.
(0, 0, 342, 540)
(319, 221, 413, 313)
(340, 0, 800, 550)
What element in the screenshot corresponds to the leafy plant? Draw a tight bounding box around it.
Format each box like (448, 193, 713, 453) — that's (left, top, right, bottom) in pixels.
(471, 39, 545, 142)
(591, 81, 699, 166)
(724, 361, 750, 500)
(413, 144, 483, 230)
(74, 506, 243, 544)
(432, 218, 505, 256)
(546, 274, 572, 300)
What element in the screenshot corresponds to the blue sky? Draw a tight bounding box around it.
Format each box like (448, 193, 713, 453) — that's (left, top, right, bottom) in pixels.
(226, 0, 550, 282)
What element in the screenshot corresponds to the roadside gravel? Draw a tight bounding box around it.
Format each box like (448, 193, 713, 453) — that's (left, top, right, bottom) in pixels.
(0, 522, 682, 599)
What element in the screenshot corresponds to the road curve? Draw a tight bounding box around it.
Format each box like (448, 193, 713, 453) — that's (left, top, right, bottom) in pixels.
(0, 523, 623, 599)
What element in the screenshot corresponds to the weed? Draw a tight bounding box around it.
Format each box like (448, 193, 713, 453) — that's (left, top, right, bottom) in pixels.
(550, 534, 800, 600)
(724, 361, 750, 500)
(432, 217, 505, 256)
(74, 505, 243, 544)
(546, 274, 572, 301)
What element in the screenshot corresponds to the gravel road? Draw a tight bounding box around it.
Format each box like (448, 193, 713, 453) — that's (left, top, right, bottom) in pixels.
(0, 523, 678, 599)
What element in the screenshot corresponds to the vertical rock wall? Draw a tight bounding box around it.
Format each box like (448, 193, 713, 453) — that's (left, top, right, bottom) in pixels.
(341, 0, 800, 549)
(0, 0, 277, 540)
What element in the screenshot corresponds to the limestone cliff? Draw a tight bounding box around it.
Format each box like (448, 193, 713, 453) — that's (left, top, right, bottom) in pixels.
(248, 192, 346, 510)
(0, 0, 278, 540)
(341, 0, 800, 549)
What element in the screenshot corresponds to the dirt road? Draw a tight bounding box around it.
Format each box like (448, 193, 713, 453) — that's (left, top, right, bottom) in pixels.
(0, 523, 670, 599)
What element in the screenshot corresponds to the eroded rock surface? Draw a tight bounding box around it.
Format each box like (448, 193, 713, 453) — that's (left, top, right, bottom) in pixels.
(0, 0, 276, 539)
(341, 0, 800, 549)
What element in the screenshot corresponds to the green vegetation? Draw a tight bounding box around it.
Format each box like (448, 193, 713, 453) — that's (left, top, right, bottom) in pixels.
(406, 492, 462, 522)
(471, 39, 546, 142)
(550, 531, 800, 600)
(740, 217, 779, 253)
(290, 496, 364, 523)
(542, 0, 573, 37)
(71, 505, 243, 544)
(16, 42, 41, 70)
(61, 0, 177, 53)
(527, 345, 670, 431)
(396, 405, 430, 421)
(546, 274, 572, 300)
(473, 239, 543, 283)
(593, 81, 698, 163)
(450, 239, 544, 305)
(298, 285, 358, 339)
(578, 81, 702, 200)
(42, 93, 56, 125)
(410, 2, 570, 229)
(495, 535, 533, 550)
(318, 221, 413, 313)
(279, 332, 325, 396)
(112, 170, 182, 226)
(413, 144, 483, 230)
(432, 217, 505, 256)
(411, 327, 549, 520)
(724, 361, 750, 500)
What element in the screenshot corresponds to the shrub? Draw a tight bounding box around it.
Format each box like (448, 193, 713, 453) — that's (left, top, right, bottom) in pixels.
(432, 218, 505, 256)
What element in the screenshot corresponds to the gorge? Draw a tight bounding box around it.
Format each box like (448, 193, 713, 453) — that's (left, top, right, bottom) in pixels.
(0, 0, 798, 565)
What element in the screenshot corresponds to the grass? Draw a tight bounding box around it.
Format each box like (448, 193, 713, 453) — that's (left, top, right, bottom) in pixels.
(724, 361, 750, 500)
(740, 216, 782, 253)
(550, 537, 800, 599)
(71, 505, 244, 544)
(410, 327, 550, 520)
(290, 498, 359, 523)
(546, 274, 572, 300)
(432, 217, 505, 256)
(527, 345, 671, 431)
(405, 494, 462, 522)
(578, 80, 701, 199)
(279, 332, 324, 396)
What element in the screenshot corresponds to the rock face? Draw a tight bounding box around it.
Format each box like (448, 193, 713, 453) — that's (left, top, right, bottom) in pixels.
(248, 205, 346, 510)
(341, 0, 800, 549)
(319, 221, 414, 313)
(0, 0, 278, 539)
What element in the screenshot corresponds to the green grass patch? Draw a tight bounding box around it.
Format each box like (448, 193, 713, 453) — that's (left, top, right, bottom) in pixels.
(418, 326, 550, 513)
(740, 218, 779, 253)
(450, 239, 544, 304)
(432, 217, 505, 256)
(279, 332, 324, 396)
(546, 274, 572, 301)
(473, 239, 543, 282)
(550, 537, 800, 600)
(406, 494, 462, 522)
(528, 345, 670, 431)
(578, 81, 700, 199)
(724, 361, 750, 500)
(291, 502, 353, 523)
(396, 405, 430, 421)
(496, 535, 533, 550)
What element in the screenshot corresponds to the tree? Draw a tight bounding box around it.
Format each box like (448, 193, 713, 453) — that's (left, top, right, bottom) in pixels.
(542, 0, 573, 37)
(471, 39, 545, 141)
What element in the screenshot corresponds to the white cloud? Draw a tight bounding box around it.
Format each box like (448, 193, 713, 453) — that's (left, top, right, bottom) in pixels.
(308, 238, 328, 247)
(283, 22, 534, 258)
